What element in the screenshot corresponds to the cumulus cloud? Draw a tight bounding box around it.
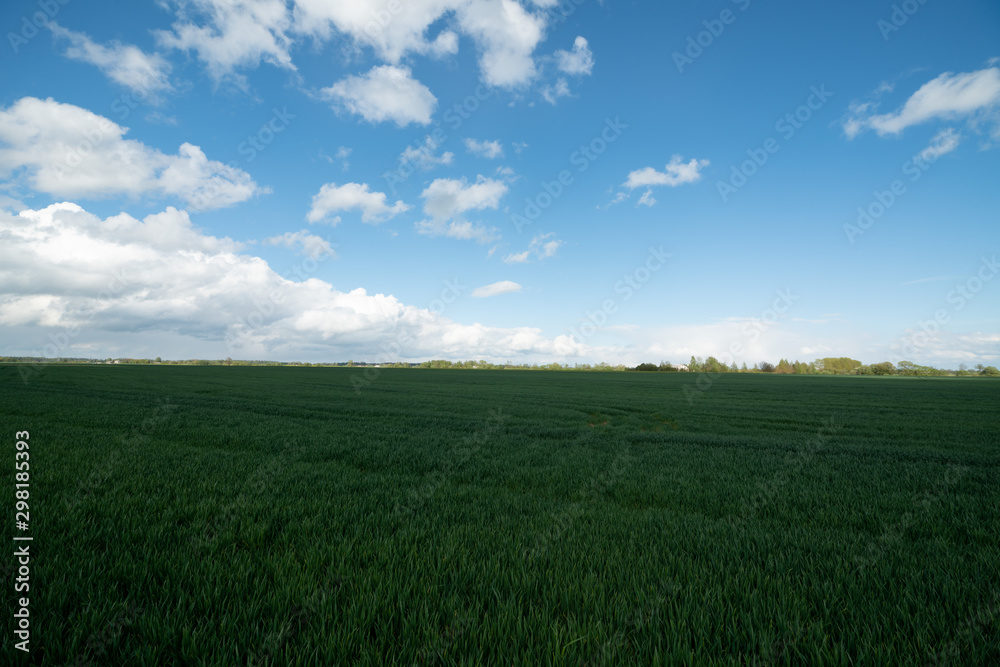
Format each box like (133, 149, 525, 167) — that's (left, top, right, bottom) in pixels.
(471, 280, 522, 298)
(503, 232, 561, 263)
(455, 0, 546, 88)
(465, 138, 504, 158)
(155, 0, 296, 85)
(306, 182, 409, 224)
(843, 66, 1000, 139)
(153, 0, 557, 92)
(421, 177, 507, 218)
(264, 230, 337, 259)
(322, 65, 437, 126)
(400, 134, 454, 170)
(48, 23, 173, 101)
(0, 202, 593, 363)
(416, 175, 506, 243)
(624, 155, 710, 189)
(0, 97, 262, 210)
(555, 36, 593, 76)
(541, 77, 570, 105)
(916, 128, 961, 163)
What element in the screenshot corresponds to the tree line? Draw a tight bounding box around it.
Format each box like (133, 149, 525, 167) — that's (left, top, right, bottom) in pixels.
(634, 356, 1000, 377)
(2, 355, 998, 376)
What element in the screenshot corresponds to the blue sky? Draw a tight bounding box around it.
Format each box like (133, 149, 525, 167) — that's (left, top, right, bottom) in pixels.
(1, 0, 998, 367)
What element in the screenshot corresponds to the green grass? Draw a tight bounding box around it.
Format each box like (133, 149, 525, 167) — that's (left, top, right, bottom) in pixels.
(2, 365, 998, 665)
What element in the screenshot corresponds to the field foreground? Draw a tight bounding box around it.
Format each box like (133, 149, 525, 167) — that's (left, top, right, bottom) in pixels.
(2, 366, 998, 665)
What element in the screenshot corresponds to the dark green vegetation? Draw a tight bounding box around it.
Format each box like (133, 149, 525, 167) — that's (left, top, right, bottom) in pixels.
(2, 365, 998, 665)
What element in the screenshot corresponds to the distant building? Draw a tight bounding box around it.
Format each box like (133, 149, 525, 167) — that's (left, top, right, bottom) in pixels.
(671, 364, 689, 372)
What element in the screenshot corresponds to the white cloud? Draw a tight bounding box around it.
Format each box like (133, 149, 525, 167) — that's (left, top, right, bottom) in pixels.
(48, 23, 173, 101)
(154, 0, 555, 92)
(420, 175, 507, 219)
(455, 0, 546, 88)
(471, 280, 522, 298)
(306, 182, 409, 224)
(155, 0, 295, 85)
(264, 230, 337, 259)
(334, 146, 351, 170)
(0, 202, 594, 363)
(555, 36, 593, 76)
(494, 165, 518, 181)
(400, 134, 454, 169)
(0, 97, 262, 210)
(416, 175, 507, 243)
(465, 138, 504, 158)
(625, 155, 710, 189)
(637, 189, 656, 207)
(541, 77, 570, 105)
(916, 127, 961, 163)
(415, 218, 500, 243)
(844, 66, 1000, 138)
(503, 232, 561, 263)
(291, 0, 461, 63)
(322, 65, 437, 126)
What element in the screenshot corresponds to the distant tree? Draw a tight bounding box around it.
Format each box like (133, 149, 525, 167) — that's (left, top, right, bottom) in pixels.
(155, 356, 162, 363)
(635, 363, 659, 372)
(225, 357, 232, 366)
(688, 356, 702, 373)
(975, 364, 986, 373)
(740, 362, 748, 372)
(703, 356, 725, 374)
(729, 361, 738, 372)
(871, 361, 895, 376)
(981, 366, 1000, 377)
(759, 361, 775, 373)
(819, 357, 862, 375)
(775, 359, 794, 374)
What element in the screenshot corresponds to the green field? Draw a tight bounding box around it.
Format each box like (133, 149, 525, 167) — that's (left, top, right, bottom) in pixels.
(2, 365, 998, 665)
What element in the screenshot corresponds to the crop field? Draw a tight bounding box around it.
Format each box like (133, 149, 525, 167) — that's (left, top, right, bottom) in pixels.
(1, 365, 998, 665)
